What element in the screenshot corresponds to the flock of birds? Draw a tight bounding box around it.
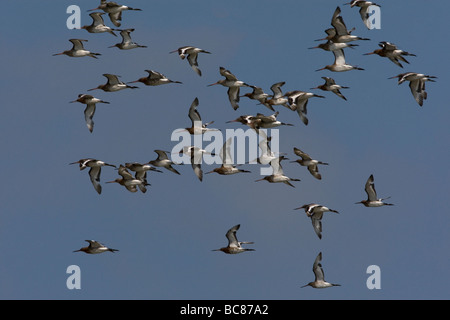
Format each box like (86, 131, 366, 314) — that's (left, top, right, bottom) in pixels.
(60, 1, 437, 290)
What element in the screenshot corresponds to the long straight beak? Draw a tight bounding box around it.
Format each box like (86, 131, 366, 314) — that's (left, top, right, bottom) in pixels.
(363, 52, 375, 55)
(308, 46, 319, 49)
(315, 67, 326, 72)
(207, 82, 219, 87)
(87, 7, 100, 12)
(87, 87, 98, 91)
(52, 52, 63, 56)
(255, 178, 265, 182)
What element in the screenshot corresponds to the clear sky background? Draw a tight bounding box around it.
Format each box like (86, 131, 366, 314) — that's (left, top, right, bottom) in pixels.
(0, 0, 449, 300)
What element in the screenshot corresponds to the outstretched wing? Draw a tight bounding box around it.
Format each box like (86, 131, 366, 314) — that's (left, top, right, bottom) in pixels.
(118, 165, 135, 180)
(84, 103, 96, 133)
(188, 97, 202, 125)
(103, 73, 121, 85)
(69, 39, 87, 51)
(225, 224, 240, 248)
(364, 174, 377, 201)
(119, 28, 134, 43)
(270, 82, 285, 98)
(312, 252, 325, 282)
(311, 216, 323, 239)
(88, 166, 102, 194)
(187, 53, 202, 76)
(293, 147, 311, 161)
(219, 67, 238, 81)
(154, 150, 169, 161)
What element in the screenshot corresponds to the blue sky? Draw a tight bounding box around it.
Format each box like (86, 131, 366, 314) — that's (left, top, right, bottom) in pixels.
(0, 0, 449, 300)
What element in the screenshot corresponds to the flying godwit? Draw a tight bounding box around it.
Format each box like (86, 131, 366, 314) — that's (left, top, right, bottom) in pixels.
(127, 70, 182, 86)
(226, 115, 254, 128)
(255, 156, 300, 187)
(149, 150, 181, 175)
(125, 162, 162, 186)
(70, 158, 116, 194)
(301, 252, 340, 288)
(316, 48, 364, 72)
(53, 39, 101, 59)
(109, 29, 147, 50)
(88, 74, 139, 92)
(364, 42, 416, 68)
(206, 138, 251, 175)
(170, 46, 211, 76)
(356, 174, 394, 207)
(311, 77, 349, 100)
(70, 94, 110, 133)
(80, 12, 117, 36)
(328, 6, 370, 43)
(344, 0, 381, 29)
(212, 224, 255, 254)
(291, 148, 329, 180)
(183, 97, 217, 135)
(74, 240, 119, 254)
(241, 86, 274, 111)
(208, 67, 251, 110)
(88, 0, 142, 27)
(179, 146, 215, 182)
(285, 91, 325, 108)
(106, 165, 149, 193)
(294, 203, 339, 239)
(252, 112, 294, 129)
(227, 111, 293, 132)
(388, 72, 436, 106)
(263, 82, 291, 110)
(284, 91, 325, 125)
